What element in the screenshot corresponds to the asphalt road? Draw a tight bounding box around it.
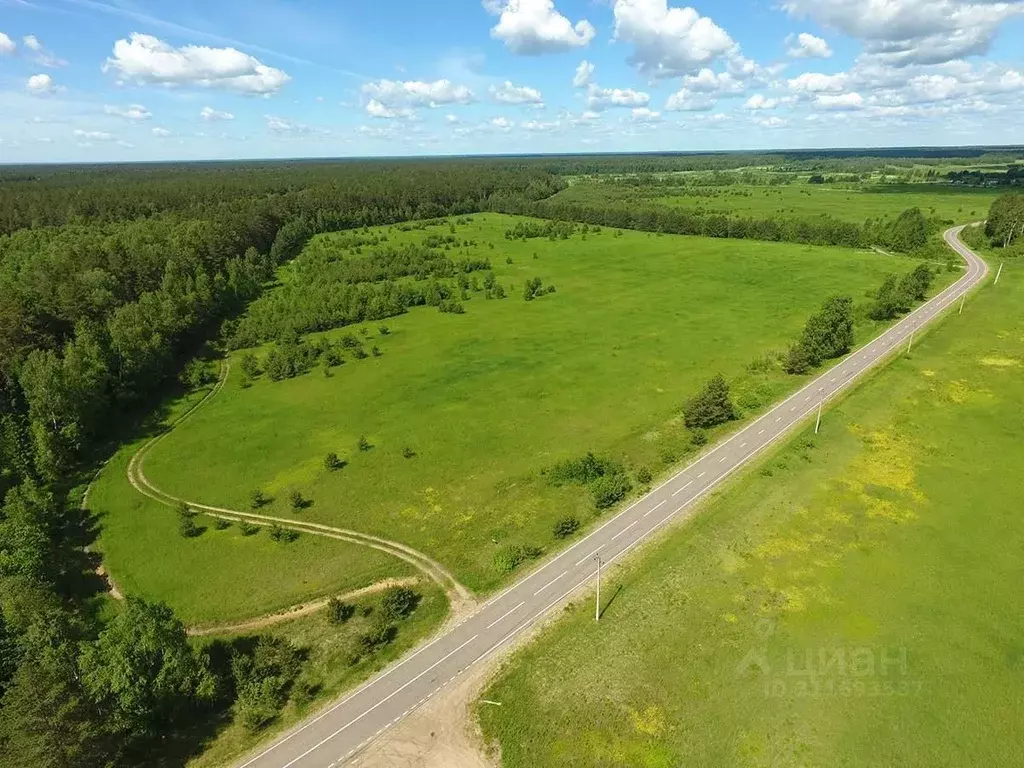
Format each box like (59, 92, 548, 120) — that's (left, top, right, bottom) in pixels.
(237, 225, 988, 768)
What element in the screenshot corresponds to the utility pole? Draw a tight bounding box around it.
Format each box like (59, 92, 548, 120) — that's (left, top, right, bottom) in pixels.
(594, 554, 602, 622)
(815, 388, 824, 434)
(995, 263, 1004, 285)
(907, 323, 915, 354)
(959, 292, 966, 315)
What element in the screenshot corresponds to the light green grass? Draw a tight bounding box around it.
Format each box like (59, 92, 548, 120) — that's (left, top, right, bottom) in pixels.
(89, 388, 414, 626)
(187, 582, 449, 768)
(478, 261, 1024, 767)
(142, 213, 931, 591)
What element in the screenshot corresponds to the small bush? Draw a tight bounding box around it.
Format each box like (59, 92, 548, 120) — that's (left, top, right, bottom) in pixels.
(684, 374, 737, 429)
(324, 452, 343, 470)
(552, 516, 580, 539)
(378, 326, 391, 335)
(289, 490, 306, 510)
(269, 525, 299, 543)
(591, 473, 632, 510)
(359, 618, 397, 652)
(493, 544, 542, 574)
(239, 521, 260, 536)
(327, 598, 355, 625)
(690, 428, 709, 447)
(250, 489, 268, 509)
(358, 435, 372, 452)
(214, 518, 232, 531)
(547, 452, 621, 486)
(372, 345, 382, 357)
(380, 587, 420, 621)
(636, 466, 653, 485)
(402, 446, 416, 459)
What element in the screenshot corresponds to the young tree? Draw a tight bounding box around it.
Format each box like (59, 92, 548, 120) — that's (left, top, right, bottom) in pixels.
(380, 587, 420, 621)
(552, 516, 580, 539)
(250, 489, 268, 509)
(324, 452, 343, 470)
(683, 374, 737, 429)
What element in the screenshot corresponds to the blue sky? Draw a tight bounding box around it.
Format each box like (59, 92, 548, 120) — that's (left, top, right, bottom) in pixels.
(1, 0, 1023, 162)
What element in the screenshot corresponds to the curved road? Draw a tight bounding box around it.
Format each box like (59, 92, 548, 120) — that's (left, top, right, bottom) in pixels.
(238, 225, 988, 768)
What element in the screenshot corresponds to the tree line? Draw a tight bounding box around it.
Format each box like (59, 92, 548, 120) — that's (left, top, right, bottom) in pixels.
(492, 189, 937, 253)
(0, 160, 564, 766)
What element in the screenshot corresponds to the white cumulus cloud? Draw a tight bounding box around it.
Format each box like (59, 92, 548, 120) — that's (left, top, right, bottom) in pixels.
(786, 32, 832, 59)
(753, 116, 787, 128)
(613, 0, 739, 78)
(365, 99, 416, 119)
(26, 73, 59, 95)
(362, 79, 474, 108)
(665, 88, 717, 111)
(486, 0, 596, 55)
(631, 107, 662, 122)
(744, 94, 779, 110)
(573, 60, 595, 88)
(781, 0, 1024, 66)
(815, 92, 865, 109)
(200, 106, 234, 121)
(1, 32, 17, 56)
(490, 80, 544, 105)
(152, 127, 173, 137)
(103, 33, 291, 95)
(104, 104, 152, 121)
(23, 35, 66, 67)
(586, 84, 651, 110)
(788, 71, 849, 93)
(490, 116, 514, 130)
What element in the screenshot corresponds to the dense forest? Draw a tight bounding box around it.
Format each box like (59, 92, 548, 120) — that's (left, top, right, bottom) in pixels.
(0, 159, 562, 766)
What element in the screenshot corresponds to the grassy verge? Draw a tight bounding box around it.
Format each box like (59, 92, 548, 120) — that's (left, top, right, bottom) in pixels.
(188, 582, 448, 768)
(142, 213, 927, 591)
(478, 261, 1024, 767)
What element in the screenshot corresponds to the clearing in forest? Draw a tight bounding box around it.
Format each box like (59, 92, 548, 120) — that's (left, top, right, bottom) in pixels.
(131, 213, 930, 592)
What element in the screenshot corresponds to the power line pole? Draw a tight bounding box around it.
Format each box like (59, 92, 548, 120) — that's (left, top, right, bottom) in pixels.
(959, 292, 966, 315)
(815, 388, 823, 435)
(594, 554, 602, 622)
(995, 263, 1004, 285)
(907, 323, 915, 354)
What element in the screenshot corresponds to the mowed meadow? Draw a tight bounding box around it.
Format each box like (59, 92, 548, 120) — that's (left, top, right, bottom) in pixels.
(478, 253, 1024, 767)
(133, 213, 929, 591)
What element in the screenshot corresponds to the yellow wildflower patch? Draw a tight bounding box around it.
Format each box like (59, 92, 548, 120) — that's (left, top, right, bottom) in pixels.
(630, 705, 667, 737)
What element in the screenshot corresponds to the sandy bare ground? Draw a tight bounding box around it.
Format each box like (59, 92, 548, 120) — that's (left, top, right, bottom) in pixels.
(187, 577, 421, 637)
(345, 648, 499, 768)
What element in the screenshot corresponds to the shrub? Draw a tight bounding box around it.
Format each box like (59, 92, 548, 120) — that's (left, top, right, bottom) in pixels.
(250, 489, 268, 509)
(378, 325, 391, 335)
(493, 544, 542, 574)
(289, 490, 306, 509)
(402, 446, 416, 459)
(269, 525, 299, 543)
(690, 428, 709, 447)
(358, 435, 372, 452)
(326, 598, 355, 625)
(372, 345, 382, 357)
(359, 618, 397, 652)
(239, 521, 260, 536)
(591, 473, 632, 510)
(324, 452, 343, 470)
(380, 587, 420, 621)
(552, 516, 580, 539)
(239, 352, 261, 379)
(636, 465, 653, 485)
(214, 518, 232, 531)
(547, 452, 621, 486)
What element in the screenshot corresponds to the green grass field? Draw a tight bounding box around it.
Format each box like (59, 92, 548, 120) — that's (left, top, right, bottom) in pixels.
(89, 387, 416, 626)
(188, 581, 449, 768)
(478, 260, 1024, 767)
(138, 213, 929, 592)
(553, 182, 998, 225)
